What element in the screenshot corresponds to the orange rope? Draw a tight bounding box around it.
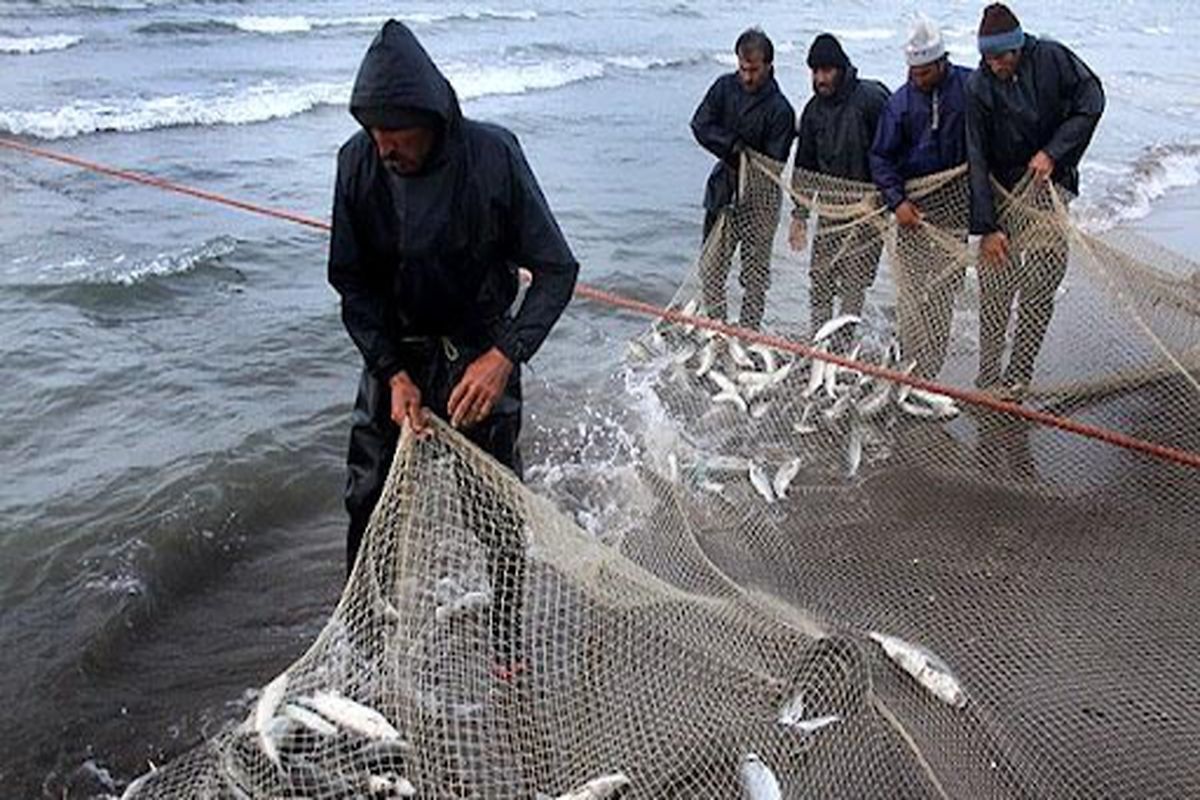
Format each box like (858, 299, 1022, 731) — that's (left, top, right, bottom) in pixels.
(4, 134, 1199, 470)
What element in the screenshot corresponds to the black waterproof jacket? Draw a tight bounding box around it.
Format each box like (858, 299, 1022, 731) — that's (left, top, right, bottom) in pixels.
(966, 35, 1105, 234)
(691, 72, 796, 210)
(795, 66, 890, 182)
(328, 20, 579, 381)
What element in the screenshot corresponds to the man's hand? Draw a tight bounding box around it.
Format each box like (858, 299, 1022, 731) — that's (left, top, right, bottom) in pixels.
(895, 200, 923, 229)
(788, 217, 808, 252)
(389, 371, 428, 434)
(448, 347, 514, 429)
(1028, 150, 1055, 182)
(980, 231, 1011, 267)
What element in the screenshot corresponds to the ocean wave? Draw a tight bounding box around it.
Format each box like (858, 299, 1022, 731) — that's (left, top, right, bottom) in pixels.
(16, 236, 238, 287)
(0, 80, 347, 139)
(604, 53, 707, 72)
(0, 57, 603, 140)
(136, 10, 537, 37)
(1078, 143, 1200, 230)
(0, 33, 83, 53)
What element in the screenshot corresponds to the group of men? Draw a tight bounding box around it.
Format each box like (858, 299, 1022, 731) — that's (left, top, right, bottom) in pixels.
(693, 3, 1105, 397)
(322, 4, 1103, 677)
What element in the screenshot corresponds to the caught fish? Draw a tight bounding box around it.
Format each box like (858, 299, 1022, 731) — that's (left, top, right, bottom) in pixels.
(714, 391, 749, 414)
(555, 772, 631, 800)
(772, 458, 802, 500)
(740, 753, 782, 800)
(777, 690, 841, 734)
(254, 672, 288, 767)
(812, 314, 861, 345)
(898, 399, 938, 419)
(302, 691, 403, 741)
(626, 340, 651, 362)
(767, 361, 793, 386)
(283, 703, 339, 738)
(793, 404, 819, 435)
(750, 400, 773, 420)
(847, 422, 864, 477)
(748, 462, 775, 503)
(748, 343, 778, 374)
(694, 340, 717, 377)
(367, 774, 416, 797)
(728, 337, 756, 369)
(667, 453, 679, 483)
(708, 369, 739, 396)
(680, 298, 699, 334)
(869, 632, 967, 708)
(857, 381, 892, 418)
(671, 345, 697, 366)
(823, 356, 839, 398)
(823, 392, 853, 422)
(894, 361, 918, 403)
(435, 589, 492, 623)
(803, 350, 827, 399)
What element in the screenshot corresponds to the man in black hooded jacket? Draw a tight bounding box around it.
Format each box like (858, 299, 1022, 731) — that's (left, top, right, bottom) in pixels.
(967, 3, 1104, 398)
(691, 27, 795, 330)
(789, 34, 890, 340)
(328, 20, 579, 679)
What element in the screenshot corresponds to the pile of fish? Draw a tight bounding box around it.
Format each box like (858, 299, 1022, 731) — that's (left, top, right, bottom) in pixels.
(631, 298, 962, 499)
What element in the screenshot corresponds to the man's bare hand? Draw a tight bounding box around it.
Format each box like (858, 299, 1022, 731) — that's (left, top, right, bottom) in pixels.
(448, 347, 514, 429)
(389, 371, 428, 434)
(788, 218, 808, 252)
(895, 200, 924, 229)
(1028, 150, 1055, 182)
(980, 231, 1011, 267)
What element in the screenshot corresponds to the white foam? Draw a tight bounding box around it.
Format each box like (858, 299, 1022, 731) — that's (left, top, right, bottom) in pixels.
(225, 9, 536, 35)
(1077, 145, 1200, 231)
(29, 237, 239, 286)
(828, 28, 895, 42)
(0, 80, 348, 139)
(605, 54, 697, 71)
(445, 59, 604, 100)
(0, 34, 83, 54)
(1140, 25, 1173, 36)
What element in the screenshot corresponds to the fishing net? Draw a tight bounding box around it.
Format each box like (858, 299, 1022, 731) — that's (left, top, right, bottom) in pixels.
(124, 151, 1200, 799)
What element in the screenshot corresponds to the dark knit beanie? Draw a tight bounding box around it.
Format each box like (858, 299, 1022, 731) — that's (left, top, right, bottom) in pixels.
(807, 33, 850, 70)
(979, 3, 1021, 36)
(978, 4, 1025, 54)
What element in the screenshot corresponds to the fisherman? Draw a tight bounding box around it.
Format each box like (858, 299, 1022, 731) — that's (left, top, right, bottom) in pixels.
(328, 20, 579, 680)
(691, 27, 796, 330)
(789, 33, 890, 340)
(967, 3, 1104, 400)
(870, 16, 972, 379)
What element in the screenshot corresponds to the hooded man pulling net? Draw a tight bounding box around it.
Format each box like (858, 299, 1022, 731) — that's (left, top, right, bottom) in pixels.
(691, 27, 796, 330)
(967, 3, 1105, 400)
(789, 34, 890, 340)
(328, 20, 579, 680)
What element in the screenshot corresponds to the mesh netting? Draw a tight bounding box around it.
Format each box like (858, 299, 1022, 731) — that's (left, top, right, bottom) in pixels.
(124, 152, 1200, 799)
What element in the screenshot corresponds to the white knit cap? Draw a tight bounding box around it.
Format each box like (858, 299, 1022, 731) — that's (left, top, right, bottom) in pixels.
(904, 15, 946, 66)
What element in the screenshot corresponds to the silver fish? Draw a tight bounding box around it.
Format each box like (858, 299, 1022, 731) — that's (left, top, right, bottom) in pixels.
(748, 343, 778, 374)
(869, 632, 967, 708)
(777, 690, 841, 734)
(772, 458, 802, 500)
(555, 772, 631, 800)
(699, 479, 725, 493)
(714, 391, 749, 414)
(302, 691, 402, 741)
(847, 422, 864, 477)
(708, 369, 739, 396)
(823, 356, 839, 398)
(894, 360, 918, 403)
(694, 340, 717, 377)
(680, 298, 699, 333)
(857, 381, 892, 418)
(748, 462, 775, 503)
(750, 400, 773, 420)
(812, 313, 861, 344)
(767, 361, 793, 386)
(367, 774, 416, 797)
(803, 351, 827, 399)
(626, 339, 651, 362)
(667, 453, 679, 483)
(793, 404, 819, 435)
(671, 345, 697, 366)
(898, 399, 938, 419)
(823, 392, 853, 422)
(283, 702, 338, 737)
(254, 672, 288, 767)
(728, 336, 756, 369)
(740, 752, 782, 800)
(436, 589, 492, 623)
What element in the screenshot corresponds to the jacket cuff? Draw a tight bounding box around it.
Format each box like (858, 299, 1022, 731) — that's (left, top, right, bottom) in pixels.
(495, 331, 529, 365)
(369, 353, 405, 383)
(883, 187, 906, 211)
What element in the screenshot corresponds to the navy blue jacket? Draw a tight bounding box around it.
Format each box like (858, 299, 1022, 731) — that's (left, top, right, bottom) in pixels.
(691, 72, 796, 210)
(869, 63, 971, 210)
(328, 21, 579, 380)
(966, 35, 1105, 234)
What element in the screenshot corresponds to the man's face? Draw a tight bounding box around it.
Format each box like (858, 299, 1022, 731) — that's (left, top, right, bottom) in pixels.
(371, 126, 436, 175)
(909, 59, 945, 94)
(737, 49, 771, 94)
(812, 66, 841, 98)
(984, 49, 1021, 81)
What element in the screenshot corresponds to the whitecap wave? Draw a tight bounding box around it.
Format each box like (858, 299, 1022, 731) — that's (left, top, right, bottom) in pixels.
(0, 58, 604, 139)
(0, 80, 348, 139)
(222, 9, 536, 35)
(20, 236, 237, 287)
(1077, 144, 1200, 231)
(604, 53, 704, 72)
(0, 34, 83, 54)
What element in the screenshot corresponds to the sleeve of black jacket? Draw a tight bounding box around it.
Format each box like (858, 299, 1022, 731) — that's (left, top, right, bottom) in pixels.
(691, 78, 738, 161)
(764, 97, 797, 163)
(1042, 43, 1105, 169)
(966, 78, 999, 235)
(494, 134, 580, 365)
(327, 143, 405, 381)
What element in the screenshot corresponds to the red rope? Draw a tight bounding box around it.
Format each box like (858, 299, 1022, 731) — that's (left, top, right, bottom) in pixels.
(5, 135, 1198, 470)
